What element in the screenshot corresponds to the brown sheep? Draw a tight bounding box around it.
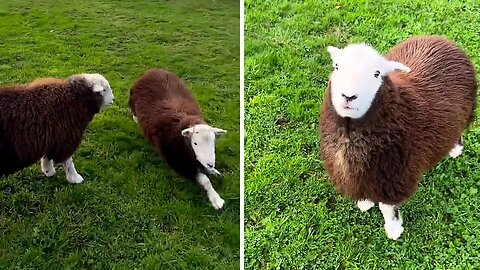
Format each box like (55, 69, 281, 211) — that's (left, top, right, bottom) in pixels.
(320, 36, 477, 239)
(129, 69, 227, 210)
(0, 74, 114, 183)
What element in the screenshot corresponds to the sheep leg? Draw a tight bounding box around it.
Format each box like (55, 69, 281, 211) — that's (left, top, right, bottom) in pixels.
(132, 111, 138, 123)
(357, 199, 375, 212)
(449, 136, 463, 158)
(41, 157, 56, 177)
(63, 157, 84, 184)
(196, 173, 224, 210)
(379, 202, 404, 240)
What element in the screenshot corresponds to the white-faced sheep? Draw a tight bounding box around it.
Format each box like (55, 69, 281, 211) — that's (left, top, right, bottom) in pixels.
(129, 69, 227, 210)
(320, 36, 477, 239)
(0, 74, 114, 183)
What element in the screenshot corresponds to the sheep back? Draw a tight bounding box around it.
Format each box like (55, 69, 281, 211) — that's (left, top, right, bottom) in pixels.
(129, 69, 206, 180)
(320, 36, 477, 204)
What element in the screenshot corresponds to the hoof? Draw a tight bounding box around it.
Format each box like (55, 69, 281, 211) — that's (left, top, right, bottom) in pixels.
(449, 144, 463, 158)
(41, 159, 56, 177)
(357, 199, 375, 212)
(42, 167, 56, 177)
(385, 222, 404, 240)
(210, 194, 225, 210)
(66, 173, 84, 184)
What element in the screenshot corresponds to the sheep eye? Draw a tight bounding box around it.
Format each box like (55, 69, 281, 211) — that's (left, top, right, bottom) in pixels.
(194, 142, 198, 145)
(374, 70, 380, 78)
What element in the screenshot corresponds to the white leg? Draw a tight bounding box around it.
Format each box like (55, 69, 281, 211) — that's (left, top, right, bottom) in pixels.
(379, 202, 404, 240)
(357, 199, 375, 212)
(132, 114, 138, 123)
(449, 144, 463, 158)
(63, 157, 84, 184)
(41, 157, 56, 177)
(196, 173, 224, 210)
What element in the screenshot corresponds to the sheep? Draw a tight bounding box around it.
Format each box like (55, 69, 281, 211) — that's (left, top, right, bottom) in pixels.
(129, 69, 227, 210)
(0, 73, 114, 183)
(320, 36, 477, 240)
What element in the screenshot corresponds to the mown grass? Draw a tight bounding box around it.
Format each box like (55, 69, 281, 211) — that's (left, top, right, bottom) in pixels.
(0, 0, 239, 269)
(245, 1, 480, 269)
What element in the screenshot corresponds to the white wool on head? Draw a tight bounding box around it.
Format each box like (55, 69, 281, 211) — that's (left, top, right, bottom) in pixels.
(327, 43, 410, 119)
(81, 73, 115, 108)
(181, 124, 227, 174)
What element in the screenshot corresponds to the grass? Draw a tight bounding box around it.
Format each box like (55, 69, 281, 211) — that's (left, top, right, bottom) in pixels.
(0, 0, 239, 269)
(244, 0, 480, 269)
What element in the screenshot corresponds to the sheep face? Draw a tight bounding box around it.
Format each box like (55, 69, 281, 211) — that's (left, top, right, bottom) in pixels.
(181, 124, 227, 174)
(81, 74, 115, 108)
(327, 43, 410, 119)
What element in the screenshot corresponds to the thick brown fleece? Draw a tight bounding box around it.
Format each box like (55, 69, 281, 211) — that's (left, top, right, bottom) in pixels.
(320, 36, 477, 205)
(129, 69, 206, 180)
(0, 76, 103, 176)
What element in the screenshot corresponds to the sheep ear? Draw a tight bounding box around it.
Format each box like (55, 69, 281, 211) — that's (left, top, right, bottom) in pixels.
(327, 46, 342, 61)
(68, 75, 82, 85)
(386, 60, 411, 73)
(68, 75, 88, 92)
(92, 84, 103, 92)
(181, 127, 194, 138)
(211, 127, 227, 136)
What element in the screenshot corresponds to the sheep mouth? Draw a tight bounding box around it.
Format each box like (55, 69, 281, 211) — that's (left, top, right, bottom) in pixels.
(195, 159, 221, 176)
(206, 167, 221, 176)
(343, 105, 358, 111)
(101, 101, 114, 109)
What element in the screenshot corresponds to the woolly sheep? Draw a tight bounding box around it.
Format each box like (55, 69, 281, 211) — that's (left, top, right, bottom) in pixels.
(0, 74, 114, 183)
(129, 69, 227, 210)
(320, 36, 477, 240)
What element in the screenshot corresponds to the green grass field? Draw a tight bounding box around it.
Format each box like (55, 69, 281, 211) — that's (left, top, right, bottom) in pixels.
(245, 1, 480, 269)
(0, 0, 239, 269)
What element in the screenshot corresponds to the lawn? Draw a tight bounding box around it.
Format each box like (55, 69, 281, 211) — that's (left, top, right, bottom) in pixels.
(244, 0, 480, 269)
(0, 0, 240, 269)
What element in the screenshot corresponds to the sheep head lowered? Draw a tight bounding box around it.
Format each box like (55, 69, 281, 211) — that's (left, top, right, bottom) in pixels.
(327, 43, 411, 119)
(181, 124, 227, 175)
(69, 73, 115, 109)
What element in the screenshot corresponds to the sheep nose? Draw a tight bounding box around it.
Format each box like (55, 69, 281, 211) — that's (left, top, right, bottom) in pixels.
(207, 163, 214, 168)
(342, 93, 358, 102)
